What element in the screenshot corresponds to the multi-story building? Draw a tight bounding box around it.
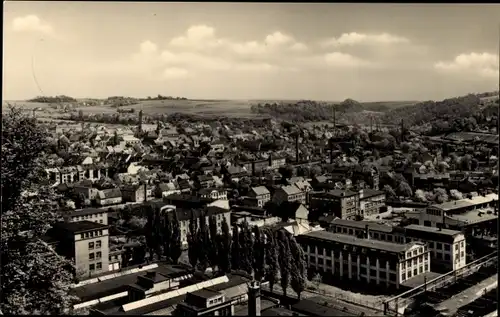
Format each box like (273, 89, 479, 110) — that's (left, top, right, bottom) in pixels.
(269, 155, 286, 170)
(50, 221, 110, 279)
(309, 189, 360, 220)
(297, 230, 430, 289)
(64, 208, 109, 225)
(248, 186, 271, 207)
(328, 219, 466, 272)
(359, 189, 386, 217)
(272, 184, 306, 205)
(407, 193, 498, 230)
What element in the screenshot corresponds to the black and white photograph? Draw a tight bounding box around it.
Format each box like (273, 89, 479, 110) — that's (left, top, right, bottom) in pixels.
(2, 2, 499, 316)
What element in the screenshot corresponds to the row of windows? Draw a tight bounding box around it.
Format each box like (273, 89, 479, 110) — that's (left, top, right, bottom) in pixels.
(309, 256, 398, 270)
(401, 255, 428, 269)
(109, 254, 120, 262)
(314, 261, 398, 281)
(402, 264, 428, 281)
(406, 248, 426, 258)
(208, 297, 224, 305)
(89, 262, 102, 271)
(89, 240, 102, 249)
(427, 209, 442, 216)
(81, 230, 104, 239)
(89, 251, 102, 261)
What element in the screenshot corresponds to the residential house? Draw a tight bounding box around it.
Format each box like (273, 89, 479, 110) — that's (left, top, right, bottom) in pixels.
(197, 175, 216, 189)
(248, 186, 271, 207)
(121, 184, 148, 203)
(272, 184, 306, 205)
(225, 166, 248, 183)
(74, 180, 99, 200)
(200, 165, 215, 176)
(156, 182, 181, 198)
(197, 188, 228, 201)
(210, 142, 225, 153)
(293, 179, 313, 204)
(96, 188, 123, 206)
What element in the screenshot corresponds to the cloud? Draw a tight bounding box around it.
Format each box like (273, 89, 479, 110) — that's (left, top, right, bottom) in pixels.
(12, 15, 54, 35)
(324, 52, 372, 68)
(322, 32, 410, 47)
(435, 52, 499, 78)
(107, 25, 416, 80)
(163, 67, 190, 79)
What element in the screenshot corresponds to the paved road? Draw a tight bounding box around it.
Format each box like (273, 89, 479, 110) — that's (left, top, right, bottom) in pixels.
(434, 274, 498, 316)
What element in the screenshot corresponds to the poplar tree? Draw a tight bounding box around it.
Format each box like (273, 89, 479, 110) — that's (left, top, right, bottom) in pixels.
(230, 225, 241, 270)
(277, 230, 291, 297)
(252, 226, 265, 281)
(289, 235, 307, 299)
(218, 217, 232, 274)
(264, 229, 279, 292)
(169, 210, 182, 264)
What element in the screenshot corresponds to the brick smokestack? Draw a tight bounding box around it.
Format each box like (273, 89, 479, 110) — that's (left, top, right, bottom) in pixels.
(248, 281, 261, 316)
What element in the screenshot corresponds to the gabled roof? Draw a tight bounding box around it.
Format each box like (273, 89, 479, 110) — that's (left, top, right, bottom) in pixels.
(251, 186, 270, 196)
(98, 188, 122, 199)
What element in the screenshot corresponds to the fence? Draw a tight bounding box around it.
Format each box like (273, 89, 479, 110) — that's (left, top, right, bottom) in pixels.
(383, 251, 498, 316)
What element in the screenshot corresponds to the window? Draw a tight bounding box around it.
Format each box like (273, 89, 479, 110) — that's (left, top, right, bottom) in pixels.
(89, 264, 95, 271)
(402, 273, 406, 281)
(326, 259, 332, 267)
(454, 244, 458, 250)
(80, 234, 84, 239)
(424, 264, 429, 271)
(99, 220, 103, 224)
(461, 241, 465, 247)
(407, 271, 412, 278)
(429, 241, 435, 248)
(326, 249, 332, 257)
(349, 229, 353, 235)
(109, 256, 112, 261)
(85, 232, 89, 238)
(461, 251, 465, 258)
(413, 268, 417, 276)
(418, 256, 422, 264)
(401, 262, 406, 269)
(89, 242, 95, 250)
(96, 240, 102, 248)
(379, 271, 387, 279)
(89, 253, 95, 260)
(424, 220, 431, 227)
(96, 262, 102, 270)
(389, 273, 396, 281)
(436, 242, 442, 249)
(413, 250, 418, 256)
(444, 244, 451, 251)
(360, 267, 367, 275)
(370, 269, 377, 277)
(381, 234, 386, 241)
(96, 251, 102, 259)
(318, 258, 324, 265)
(419, 266, 423, 273)
(445, 254, 450, 261)
(374, 233, 379, 239)
(413, 258, 417, 266)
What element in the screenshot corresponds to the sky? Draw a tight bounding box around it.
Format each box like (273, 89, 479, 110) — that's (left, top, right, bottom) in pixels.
(3, 2, 500, 101)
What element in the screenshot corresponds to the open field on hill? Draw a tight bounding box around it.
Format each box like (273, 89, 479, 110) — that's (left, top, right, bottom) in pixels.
(3, 99, 418, 120)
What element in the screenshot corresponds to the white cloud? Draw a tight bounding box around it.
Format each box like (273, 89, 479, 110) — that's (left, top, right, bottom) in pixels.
(324, 52, 371, 68)
(322, 32, 410, 47)
(12, 15, 54, 35)
(435, 52, 499, 78)
(290, 42, 308, 52)
(140, 40, 158, 54)
(163, 67, 190, 79)
(265, 31, 293, 46)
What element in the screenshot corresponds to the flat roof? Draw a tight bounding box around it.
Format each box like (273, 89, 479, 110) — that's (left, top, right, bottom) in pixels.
(300, 230, 419, 253)
(54, 221, 108, 233)
(400, 271, 444, 289)
(68, 208, 106, 217)
(431, 194, 498, 211)
(189, 288, 222, 300)
(331, 219, 394, 233)
(71, 264, 190, 302)
(404, 225, 463, 237)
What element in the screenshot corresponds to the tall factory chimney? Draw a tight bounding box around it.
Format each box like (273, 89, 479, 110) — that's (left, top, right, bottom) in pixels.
(138, 110, 143, 133)
(248, 281, 261, 316)
(295, 134, 300, 163)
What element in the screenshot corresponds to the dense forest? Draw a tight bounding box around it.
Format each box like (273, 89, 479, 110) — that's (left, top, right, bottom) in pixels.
(28, 95, 77, 103)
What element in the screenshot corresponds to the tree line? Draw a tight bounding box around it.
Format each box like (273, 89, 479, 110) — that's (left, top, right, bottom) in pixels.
(28, 95, 77, 103)
(142, 205, 308, 299)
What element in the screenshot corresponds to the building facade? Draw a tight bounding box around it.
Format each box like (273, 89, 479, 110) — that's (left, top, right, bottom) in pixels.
(297, 230, 430, 289)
